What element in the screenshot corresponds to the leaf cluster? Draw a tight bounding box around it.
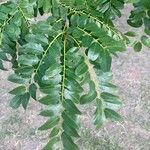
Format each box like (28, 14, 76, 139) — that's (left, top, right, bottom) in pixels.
(125, 0, 150, 51)
(0, 0, 149, 149)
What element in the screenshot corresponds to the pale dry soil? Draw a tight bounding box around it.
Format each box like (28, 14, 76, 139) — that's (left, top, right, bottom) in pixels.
(0, 2, 150, 150)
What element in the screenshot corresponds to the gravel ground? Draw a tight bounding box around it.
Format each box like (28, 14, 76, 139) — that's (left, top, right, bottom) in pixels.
(0, 2, 150, 150)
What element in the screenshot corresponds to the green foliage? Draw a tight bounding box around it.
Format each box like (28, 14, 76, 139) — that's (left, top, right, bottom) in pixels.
(0, 0, 149, 149)
(127, 0, 150, 49)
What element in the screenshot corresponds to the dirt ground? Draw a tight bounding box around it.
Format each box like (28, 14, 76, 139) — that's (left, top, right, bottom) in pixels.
(0, 2, 150, 150)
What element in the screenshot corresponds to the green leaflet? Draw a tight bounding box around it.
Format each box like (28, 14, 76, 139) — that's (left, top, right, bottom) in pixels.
(75, 61, 88, 76)
(101, 92, 122, 104)
(39, 95, 59, 105)
(9, 86, 26, 95)
(9, 92, 30, 110)
(124, 31, 137, 37)
(100, 51, 112, 72)
(49, 127, 60, 138)
(65, 78, 84, 93)
(40, 109, 55, 117)
(104, 108, 122, 121)
(82, 35, 93, 48)
(25, 34, 48, 46)
(40, 105, 61, 117)
(80, 90, 97, 104)
(141, 36, 150, 48)
(21, 93, 30, 110)
(45, 63, 61, 77)
(38, 117, 60, 130)
(144, 17, 150, 36)
(63, 99, 81, 115)
(88, 42, 103, 61)
(40, 86, 61, 95)
(64, 89, 80, 104)
(94, 99, 106, 128)
(62, 111, 79, 130)
(134, 41, 142, 52)
(8, 74, 29, 84)
(20, 42, 44, 55)
(80, 81, 97, 104)
(42, 137, 59, 150)
(18, 54, 39, 66)
(62, 132, 79, 150)
(29, 83, 37, 100)
(15, 66, 34, 77)
(10, 95, 22, 109)
(63, 122, 80, 138)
